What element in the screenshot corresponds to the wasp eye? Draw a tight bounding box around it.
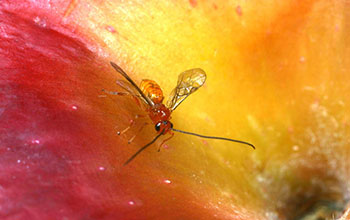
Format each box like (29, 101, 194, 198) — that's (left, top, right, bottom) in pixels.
(155, 122, 161, 132)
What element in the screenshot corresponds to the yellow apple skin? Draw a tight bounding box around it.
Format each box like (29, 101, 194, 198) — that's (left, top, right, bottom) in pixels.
(1, 0, 350, 219)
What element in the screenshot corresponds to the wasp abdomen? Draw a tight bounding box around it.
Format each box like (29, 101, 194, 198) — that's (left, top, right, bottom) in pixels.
(139, 79, 164, 104)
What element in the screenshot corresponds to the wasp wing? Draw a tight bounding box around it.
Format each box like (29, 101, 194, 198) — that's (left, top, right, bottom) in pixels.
(110, 62, 154, 107)
(166, 68, 206, 111)
(115, 80, 151, 106)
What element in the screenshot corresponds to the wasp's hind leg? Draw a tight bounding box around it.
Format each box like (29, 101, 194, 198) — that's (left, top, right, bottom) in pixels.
(127, 122, 149, 144)
(116, 114, 146, 137)
(101, 89, 130, 96)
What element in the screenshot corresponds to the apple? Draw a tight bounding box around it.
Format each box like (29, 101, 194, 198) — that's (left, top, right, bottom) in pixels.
(1, 0, 349, 219)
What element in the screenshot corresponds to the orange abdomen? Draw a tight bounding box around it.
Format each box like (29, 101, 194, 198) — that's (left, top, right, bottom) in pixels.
(139, 79, 164, 104)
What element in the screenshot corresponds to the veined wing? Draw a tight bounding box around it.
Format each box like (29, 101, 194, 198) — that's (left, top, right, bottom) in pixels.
(116, 80, 150, 105)
(166, 68, 206, 111)
(110, 62, 154, 107)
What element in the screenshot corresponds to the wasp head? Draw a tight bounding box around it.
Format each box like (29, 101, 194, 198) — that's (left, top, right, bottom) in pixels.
(155, 121, 173, 134)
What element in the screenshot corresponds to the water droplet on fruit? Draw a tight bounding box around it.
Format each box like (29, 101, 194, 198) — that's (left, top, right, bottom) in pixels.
(33, 16, 47, 27)
(106, 25, 116, 33)
(164, 179, 171, 184)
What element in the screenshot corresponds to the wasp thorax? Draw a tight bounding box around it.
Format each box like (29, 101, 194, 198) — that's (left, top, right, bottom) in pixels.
(140, 79, 164, 104)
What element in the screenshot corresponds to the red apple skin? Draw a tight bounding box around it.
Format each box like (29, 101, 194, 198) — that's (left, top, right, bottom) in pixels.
(2, 0, 350, 219)
(2, 3, 257, 220)
(0, 10, 111, 220)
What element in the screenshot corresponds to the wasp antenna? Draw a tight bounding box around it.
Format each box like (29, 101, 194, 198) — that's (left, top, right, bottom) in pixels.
(171, 128, 255, 150)
(123, 130, 164, 166)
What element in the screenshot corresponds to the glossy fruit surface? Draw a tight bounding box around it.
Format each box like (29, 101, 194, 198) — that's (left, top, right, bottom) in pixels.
(1, 0, 349, 219)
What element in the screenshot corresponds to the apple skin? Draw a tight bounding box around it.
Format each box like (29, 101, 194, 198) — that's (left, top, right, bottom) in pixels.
(1, 0, 350, 219)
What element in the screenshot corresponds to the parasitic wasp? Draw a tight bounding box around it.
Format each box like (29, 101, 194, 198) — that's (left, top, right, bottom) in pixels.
(105, 62, 255, 165)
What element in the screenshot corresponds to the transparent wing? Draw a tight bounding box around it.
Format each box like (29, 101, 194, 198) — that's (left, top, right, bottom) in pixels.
(166, 68, 206, 111)
(110, 62, 154, 107)
(116, 80, 150, 105)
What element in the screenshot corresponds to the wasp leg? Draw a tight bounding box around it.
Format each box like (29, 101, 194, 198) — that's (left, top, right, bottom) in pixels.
(117, 123, 132, 135)
(101, 89, 143, 107)
(127, 122, 149, 144)
(158, 132, 174, 152)
(116, 114, 146, 136)
(101, 89, 129, 96)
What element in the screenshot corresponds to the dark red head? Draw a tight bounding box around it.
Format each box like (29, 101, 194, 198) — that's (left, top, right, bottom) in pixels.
(154, 120, 173, 134)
